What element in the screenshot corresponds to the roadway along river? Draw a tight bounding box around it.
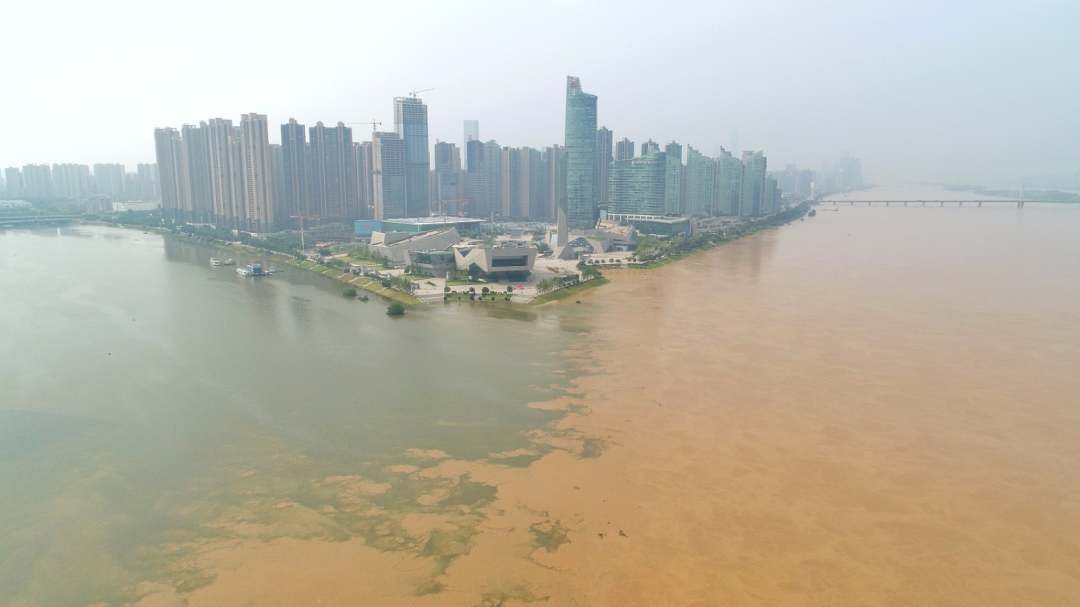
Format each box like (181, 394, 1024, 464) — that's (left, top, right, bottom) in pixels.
(3, 187, 1080, 606)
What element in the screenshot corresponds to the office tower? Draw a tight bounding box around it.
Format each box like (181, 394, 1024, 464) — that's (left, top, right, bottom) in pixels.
(715, 149, 742, 215)
(740, 150, 767, 217)
(356, 141, 374, 218)
(608, 151, 667, 215)
(52, 164, 90, 199)
(239, 113, 275, 232)
(685, 147, 717, 216)
(181, 124, 213, 221)
(3, 167, 20, 197)
(154, 127, 189, 219)
(615, 137, 635, 161)
(663, 141, 683, 215)
(595, 127, 612, 209)
(563, 75, 597, 230)
(543, 145, 565, 225)
(309, 122, 358, 220)
(641, 139, 660, 157)
(394, 95, 430, 216)
(206, 118, 240, 225)
(372, 131, 406, 219)
(279, 118, 308, 222)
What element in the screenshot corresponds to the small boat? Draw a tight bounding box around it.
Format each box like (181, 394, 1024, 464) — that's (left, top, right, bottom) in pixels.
(236, 262, 268, 277)
(210, 257, 223, 267)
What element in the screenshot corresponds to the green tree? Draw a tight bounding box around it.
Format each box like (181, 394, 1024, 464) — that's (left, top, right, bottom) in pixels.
(386, 302, 405, 316)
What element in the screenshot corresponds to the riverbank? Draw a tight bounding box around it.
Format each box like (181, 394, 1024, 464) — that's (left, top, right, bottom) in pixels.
(632, 203, 811, 270)
(530, 276, 608, 305)
(85, 220, 421, 305)
(81, 204, 809, 308)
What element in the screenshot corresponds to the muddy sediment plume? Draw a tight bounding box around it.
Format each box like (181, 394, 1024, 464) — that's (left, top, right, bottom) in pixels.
(146, 205, 1080, 605)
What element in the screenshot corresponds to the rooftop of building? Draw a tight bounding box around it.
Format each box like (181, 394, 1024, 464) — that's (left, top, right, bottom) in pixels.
(382, 216, 486, 226)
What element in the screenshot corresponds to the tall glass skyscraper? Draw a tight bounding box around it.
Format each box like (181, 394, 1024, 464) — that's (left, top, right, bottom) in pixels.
(563, 76, 597, 230)
(394, 96, 430, 217)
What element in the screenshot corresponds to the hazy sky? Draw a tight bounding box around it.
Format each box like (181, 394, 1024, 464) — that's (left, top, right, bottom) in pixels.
(2, 0, 1077, 186)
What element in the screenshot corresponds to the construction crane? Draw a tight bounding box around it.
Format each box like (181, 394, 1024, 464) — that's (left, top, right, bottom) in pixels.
(409, 87, 434, 98)
(345, 119, 382, 132)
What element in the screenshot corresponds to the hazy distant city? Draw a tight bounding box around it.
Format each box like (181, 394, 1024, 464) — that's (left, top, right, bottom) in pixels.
(1, 77, 865, 233)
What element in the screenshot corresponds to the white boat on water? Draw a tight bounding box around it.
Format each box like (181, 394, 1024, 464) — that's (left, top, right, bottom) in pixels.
(236, 263, 267, 277)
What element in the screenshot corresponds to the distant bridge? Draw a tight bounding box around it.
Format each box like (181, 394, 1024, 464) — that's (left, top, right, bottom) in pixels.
(0, 214, 80, 226)
(817, 199, 1037, 208)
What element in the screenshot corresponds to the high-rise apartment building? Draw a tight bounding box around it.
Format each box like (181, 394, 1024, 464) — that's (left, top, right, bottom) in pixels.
(4, 167, 21, 197)
(715, 149, 742, 215)
(464, 139, 486, 217)
(685, 147, 716, 216)
(433, 140, 461, 215)
(543, 145, 565, 224)
(279, 118, 308, 222)
(740, 150, 767, 217)
(372, 131, 406, 220)
(595, 127, 612, 209)
(155, 127, 190, 218)
(52, 164, 90, 199)
(463, 120, 480, 174)
(179, 124, 212, 221)
(563, 76, 597, 230)
(21, 165, 53, 198)
(663, 141, 683, 215)
(608, 151, 667, 216)
(481, 140, 503, 218)
(499, 146, 519, 218)
(356, 141, 374, 218)
(309, 121, 359, 220)
(92, 163, 127, 201)
(641, 139, 660, 157)
(135, 163, 160, 201)
(206, 118, 239, 225)
(394, 95, 430, 217)
(239, 113, 275, 231)
(615, 137, 635, 161)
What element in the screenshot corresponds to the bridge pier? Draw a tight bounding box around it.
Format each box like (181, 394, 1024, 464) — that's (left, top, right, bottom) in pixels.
(940, 201, 944, 207)
(978, 201, 982, 207)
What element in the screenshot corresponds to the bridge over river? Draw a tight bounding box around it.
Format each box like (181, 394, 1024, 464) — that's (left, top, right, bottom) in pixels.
(817, 199, 1051, 208)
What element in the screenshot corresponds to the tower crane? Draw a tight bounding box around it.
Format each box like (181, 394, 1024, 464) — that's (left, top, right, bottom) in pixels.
(408, 88, 434, 98)
(344, 119, 383, 132)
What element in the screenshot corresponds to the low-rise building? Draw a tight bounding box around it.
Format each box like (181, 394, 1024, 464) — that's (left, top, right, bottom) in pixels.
(369, 228, 461, 265)
(452, 239, 537, 279)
